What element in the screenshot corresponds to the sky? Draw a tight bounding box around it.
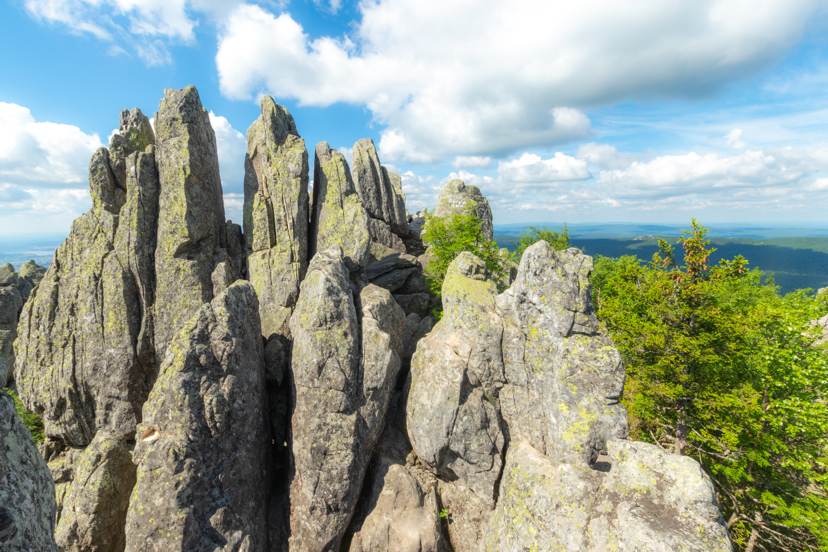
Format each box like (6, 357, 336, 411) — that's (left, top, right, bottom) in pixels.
(2, 0, 828, 237)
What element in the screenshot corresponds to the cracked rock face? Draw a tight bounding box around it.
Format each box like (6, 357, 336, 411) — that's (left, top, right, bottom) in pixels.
(15, 111, 160, 446)
(497, 241, 628, 465)
(244, 95, 309, 340)
(351, 138, 408, 237)
(310, 141, 371, 270)
(125, 281, 269, 552)
(407, 252, 505, 507)
(154, 85, 227, 360)
(482, 440, 732, 552)
(288, 247, 406, 552)
(0, 390, 58, 552)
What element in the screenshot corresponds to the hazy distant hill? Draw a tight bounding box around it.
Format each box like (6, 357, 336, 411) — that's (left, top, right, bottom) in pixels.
(496, 233, 828, 295)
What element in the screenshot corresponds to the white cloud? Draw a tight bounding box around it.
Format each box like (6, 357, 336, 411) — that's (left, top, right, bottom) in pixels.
(0, 102, 104, 188)
(208, 111, 246, 195)
(452, 156, 492, 169)
(577, 143, 644, 170)
(498, 153, 590, 185)
(595, 148, 828, 199)
(23, 0, 242, 64)
(223, 192, 244, 225)
(726, 128, 746, 149)
(215, 0, 822, 162)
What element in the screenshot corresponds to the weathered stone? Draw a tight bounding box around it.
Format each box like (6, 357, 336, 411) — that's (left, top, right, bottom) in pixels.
(364, 251, 418, 281)
(0, 263, 17, 287)
(481, 439, 732, 552)
(352, 139, 408, 236)
(370, 267, 419, 293)
(89, 148, 125, 214)
(407, 252, 505, 506)
(496, 241, 628, 465)
(154, 85, 226, 360)
(347, 397, 448, 552)
(19, 260, 47, 287)
(16, 146, 160, 445)
(109, 107, 155, 189)
(433, 179, 493, 241)
(310, 141, 371, 270)
(0, 286, 22, 388)
(0, 390, 58, 552)
(436, 478, 490, 552)
(394, 292, 435, 319)
(244, 96, 309, 339)
(368, 218, 406, 253)
(54, 431, 136, 552)
(125, 281, 269, 551)
(289, 248, 405, 552)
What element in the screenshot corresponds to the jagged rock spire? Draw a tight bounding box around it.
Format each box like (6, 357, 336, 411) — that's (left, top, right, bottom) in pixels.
(243, 95, 309, 339)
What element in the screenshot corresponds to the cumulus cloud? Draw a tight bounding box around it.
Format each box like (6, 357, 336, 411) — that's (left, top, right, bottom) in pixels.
(452, 156, 492, 169)
(498, 153, 590, 185)
(214, 0, 821, 162)
(0, 102, 103, 188)
(208, 111, 246, 196)
(726, 129, 746, 149)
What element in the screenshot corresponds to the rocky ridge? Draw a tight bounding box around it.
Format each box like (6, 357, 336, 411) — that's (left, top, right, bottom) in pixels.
(2, 86, 732, 552)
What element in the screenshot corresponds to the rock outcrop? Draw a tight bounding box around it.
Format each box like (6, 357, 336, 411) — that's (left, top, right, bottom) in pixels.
(288, 247, 406, 552)
(154, 85, 228, 359)
(433, 179, 493, 241)
(407, 253, 505, 507)
(497, 241, 628, 465)
(482, 439, 732, 551)
(7, 86, 732, 552)
(244, 95, 309, 341)
(15, 107, 160, 446)
(0, 390, 58, 551)
(352, 139, 408, 238)
(0, 261, 45, 388)
(310, 142, 371, 270)
(125, 281, 268, 551)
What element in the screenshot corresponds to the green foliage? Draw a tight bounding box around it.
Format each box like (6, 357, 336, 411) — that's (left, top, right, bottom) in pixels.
(513, 224, 571, 258)
(3, 387, 45, 445)
(594, 219, 828, 551)
(422, 203, 515, 316)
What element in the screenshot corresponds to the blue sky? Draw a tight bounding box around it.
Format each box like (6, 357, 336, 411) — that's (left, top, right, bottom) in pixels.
(2, 0, 828, 237)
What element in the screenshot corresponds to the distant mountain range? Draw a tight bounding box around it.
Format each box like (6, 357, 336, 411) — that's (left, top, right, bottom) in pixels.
(493, 222, 828, 240)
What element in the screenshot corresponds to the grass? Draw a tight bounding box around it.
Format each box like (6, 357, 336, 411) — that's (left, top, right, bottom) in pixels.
(3, 387, 45, 445)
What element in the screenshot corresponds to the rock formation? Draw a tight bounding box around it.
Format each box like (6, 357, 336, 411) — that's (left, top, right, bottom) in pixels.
(310, 142, 371, 270)
(125, 281, 269, 551)
(5, 86, 733, 552)
(0, 261, 45, 388)
(0, 390, 58, 551)
(433, 179, 493, 241)
(288, 247, 406, 551)
(244, 95, 309, 341)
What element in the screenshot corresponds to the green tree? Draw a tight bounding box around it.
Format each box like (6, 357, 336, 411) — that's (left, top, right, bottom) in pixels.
(593, 219, 828, 551)
(422, 203, 514, 313)
(514, 224, 571, 258)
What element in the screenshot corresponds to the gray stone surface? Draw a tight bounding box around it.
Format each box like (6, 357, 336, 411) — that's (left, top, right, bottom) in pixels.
(54, 431, 136, 552)
(154, 85, 226, 361)
(433, 179, 493, 241)
(481, 439, 732, 552)
(0, 390, 58, 552)
(109, 107, 156, 189)
(352, 139, 408, 237)
(0, 261, 45, 387)
(368, 217, 407, 253)
(407, 252, 505, 506)
(289, 247, 406, 552)
(16, 141, 161, 446)
(497, 241, 628, 465)
(125, 281, 269, 551)
(244, 96, 309, 339)
(347, 397, 448, 552)
(310, 141, 371, 269)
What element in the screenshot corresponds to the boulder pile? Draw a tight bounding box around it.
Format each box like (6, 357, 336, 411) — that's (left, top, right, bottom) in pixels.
(1, 86, 732, 552)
